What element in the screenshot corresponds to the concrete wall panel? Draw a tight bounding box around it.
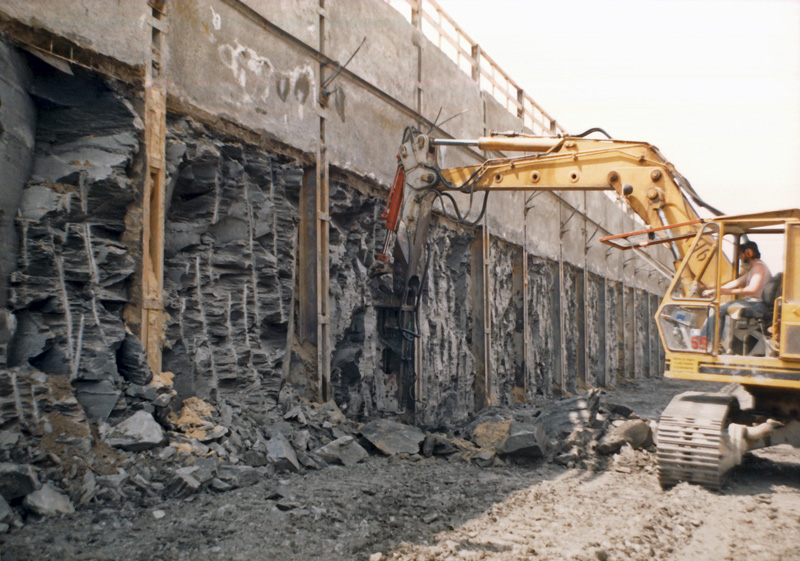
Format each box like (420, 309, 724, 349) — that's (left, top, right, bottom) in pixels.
(327, 0, 418, 110)
(418, 37, 482, 143)
(0, 1, 149, 67)
(167, 0, 318, 155)
(241, 0, 319, 47)
(325, 83, 411, 186)
(524, 194, 561, 262)
(584, 192, 610, 275)
(483, 92, 522, 134)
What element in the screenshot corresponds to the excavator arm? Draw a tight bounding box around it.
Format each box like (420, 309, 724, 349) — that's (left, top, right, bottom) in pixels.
(380, 127, 730, 302)
(372, 126, 731, 415)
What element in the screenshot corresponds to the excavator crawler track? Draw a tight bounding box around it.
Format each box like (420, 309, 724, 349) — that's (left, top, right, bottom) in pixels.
(657, 392, 736, 490)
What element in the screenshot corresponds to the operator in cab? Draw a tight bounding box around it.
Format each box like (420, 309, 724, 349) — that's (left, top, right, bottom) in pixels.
(703, 241, 773, 343)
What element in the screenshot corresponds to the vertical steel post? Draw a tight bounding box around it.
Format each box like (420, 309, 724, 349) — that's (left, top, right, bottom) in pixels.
(632, 268, 637, 380)
(316, 1, 331, 402)
(558, 200, 567, 395)
(483, 216, 492, 406)
(471, 44, 481, 83)
(141, 0, 167, 375)
(603, 276, 608, 387)
(522, 206, 529, 396)
(582, 192, 589, 390)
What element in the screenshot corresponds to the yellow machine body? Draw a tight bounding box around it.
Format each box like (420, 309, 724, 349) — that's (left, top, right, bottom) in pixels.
(657, 210, 800, 389)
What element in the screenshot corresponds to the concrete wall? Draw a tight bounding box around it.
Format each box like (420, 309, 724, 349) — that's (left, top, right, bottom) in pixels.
(0, 1, 672, 426)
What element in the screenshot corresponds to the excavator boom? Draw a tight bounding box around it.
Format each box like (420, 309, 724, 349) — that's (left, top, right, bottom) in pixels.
(387, 128, 730, 294)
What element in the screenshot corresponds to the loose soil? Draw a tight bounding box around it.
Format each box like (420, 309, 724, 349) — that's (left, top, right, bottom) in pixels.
(2, 378, 799, 561)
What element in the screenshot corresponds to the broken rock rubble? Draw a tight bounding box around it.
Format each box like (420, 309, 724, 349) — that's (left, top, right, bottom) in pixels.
(0, 382, 657, 531)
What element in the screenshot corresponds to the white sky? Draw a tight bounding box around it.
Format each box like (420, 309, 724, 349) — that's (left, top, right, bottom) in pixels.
(435, 0, 800, 270)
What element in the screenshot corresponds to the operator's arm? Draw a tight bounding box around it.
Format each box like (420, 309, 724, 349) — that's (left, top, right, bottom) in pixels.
(703, 273, 745, 298)
(721, 262, 768, 297)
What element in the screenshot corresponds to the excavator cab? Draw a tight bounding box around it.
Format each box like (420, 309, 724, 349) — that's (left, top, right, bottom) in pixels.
(652, 210, 800, 489)
(656, 210, 799, 364)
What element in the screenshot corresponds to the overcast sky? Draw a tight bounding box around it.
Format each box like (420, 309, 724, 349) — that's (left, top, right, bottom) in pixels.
(434, 0, 800, 269)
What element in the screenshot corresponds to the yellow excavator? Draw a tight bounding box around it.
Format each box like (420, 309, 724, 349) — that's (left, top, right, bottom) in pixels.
(375, 126, 800, 489)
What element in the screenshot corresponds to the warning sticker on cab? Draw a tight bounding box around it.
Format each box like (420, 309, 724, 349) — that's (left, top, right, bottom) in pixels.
(670, 357, 699, 374)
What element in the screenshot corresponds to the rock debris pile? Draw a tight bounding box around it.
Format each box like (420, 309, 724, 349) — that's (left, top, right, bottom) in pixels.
(0, 378, 656, 533)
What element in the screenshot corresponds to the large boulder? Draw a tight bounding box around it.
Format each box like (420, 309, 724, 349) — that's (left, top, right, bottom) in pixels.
(598, 419, 653, 455)
(470, 420, 549, 458)
(537, 390, 601, 441)
(267, 433, 300, 472)
(315, 436, 368, 466)
(498, 421, 549, 458)
(106, 410, 165, 451)
(0, 463, 40, 501)
(359, 419, 425, 456)
(23, 484, 74, 516)
(470, 420, 512, 449)
(0, 494, 14, 523)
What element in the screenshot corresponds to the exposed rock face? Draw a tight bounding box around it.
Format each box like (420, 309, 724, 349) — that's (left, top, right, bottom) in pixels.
(526, 256, 560, 396)
(161, 118, 300, 404)
(597, 419, 653, 455)
(586, 273, 605, 386)
(635, 288, 650, 378)
(314, 435, 368, 466)
(359, 419, 425, 455)
(328, 180, 380, 419)
(117, 332, 153, 386)
(6, 59, 140, 423)
(489, 238, 524, 407)
(562, 264, 583, 395)
(606, 281, 623, 384)
(418, 225, 476, 426)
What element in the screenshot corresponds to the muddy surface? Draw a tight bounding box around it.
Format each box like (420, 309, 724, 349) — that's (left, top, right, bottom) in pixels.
(2, 378, 799, 561)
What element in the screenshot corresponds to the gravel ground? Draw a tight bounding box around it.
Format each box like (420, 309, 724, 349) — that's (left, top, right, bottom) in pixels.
(2, 378, 799, 561)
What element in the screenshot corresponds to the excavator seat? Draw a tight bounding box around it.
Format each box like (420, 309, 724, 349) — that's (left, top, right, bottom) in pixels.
(728, 273, 783, 356)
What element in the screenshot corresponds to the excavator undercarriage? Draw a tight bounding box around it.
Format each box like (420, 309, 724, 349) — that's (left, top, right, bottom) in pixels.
(658, 387, 800, 489)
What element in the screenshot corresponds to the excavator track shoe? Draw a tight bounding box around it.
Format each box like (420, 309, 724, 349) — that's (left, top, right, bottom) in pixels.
(657, 392, 736, 490)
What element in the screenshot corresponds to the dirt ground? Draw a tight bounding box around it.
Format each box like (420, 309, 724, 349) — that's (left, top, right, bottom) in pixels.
(2, 378, 799, 561)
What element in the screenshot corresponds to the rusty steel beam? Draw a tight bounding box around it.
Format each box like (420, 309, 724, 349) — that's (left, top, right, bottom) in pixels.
(141, 1, 168, 374)
(316, 1, 331, 403)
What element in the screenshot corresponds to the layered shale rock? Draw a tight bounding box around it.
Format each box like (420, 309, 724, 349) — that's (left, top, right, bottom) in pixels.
(328, 179, 380, 419)
(6, 62, 141, 422)
(417, 225, 476, 426)
(161, 118, 300, 405)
